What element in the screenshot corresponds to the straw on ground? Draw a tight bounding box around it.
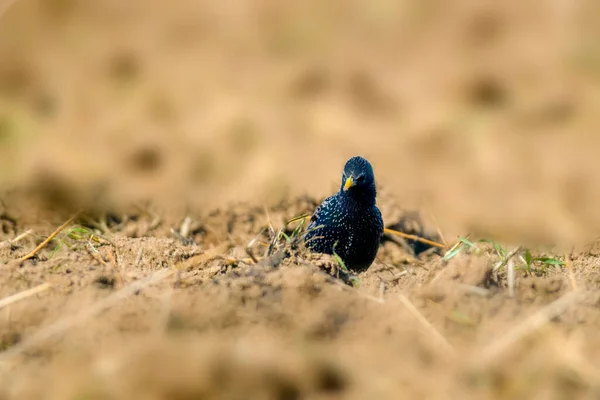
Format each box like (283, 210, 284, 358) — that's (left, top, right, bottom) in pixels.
(17, 213, 80, 262)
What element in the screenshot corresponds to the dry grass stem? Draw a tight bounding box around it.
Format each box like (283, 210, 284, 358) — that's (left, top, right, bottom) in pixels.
(11, 230, 33, 244)
(492, 246, 523, 272)
(0, 269, 174, 369)
(0, 283, 52, 310)
(180, 216, 192, 239)
(564, 253, 578, 290)
(397, 294, 456, 356)
(507, 258, 515, 297)
(456, 283, 491, 298)
(173, 243, 231, 271)
(0, 230, 33, 249)
(427, 210, 448, 247)
(384, 228, 446, 249)
(17, 213, 79, 262)
(106, 249, 124, 287)
(86, 246, 107, 266)
(480, 290, 582, 364)
(135, 247, 144, 267)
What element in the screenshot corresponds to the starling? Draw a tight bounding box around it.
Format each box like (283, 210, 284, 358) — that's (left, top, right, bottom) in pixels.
(304, 156, 384, 272)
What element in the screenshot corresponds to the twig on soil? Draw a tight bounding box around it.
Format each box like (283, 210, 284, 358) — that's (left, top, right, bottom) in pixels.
(0, 230, 33, 249)
(397, 294, 456, 356)
(385, 270, 410, 284)
(85, 245, 107, 266)
(0, 269, 173, 369)
(0, 283, 52, 310)
(179, 216, 192, 239)
(17, 213, 79, 262)
(384, 228, 446, 249)
(173, 242, 231, 271)
(135, 247, 144, 267)
(492, 245, 522, 272)
(480, 290, 582, 364)
(245, 248, 258, 264)
(427, 210, 448, 248)
(170, 228, 187, 244)
(456, 283, 491, 298)
(507, 258, 515, 297)
(245, 228, 265, 264)
(375, 258, 413, 282)
(12, 230, 34, 243)
(105, 249, 123, 287)
(263, 205, 275, 236)
(564, 253, 577, 290)
(149, 215, 162, 230)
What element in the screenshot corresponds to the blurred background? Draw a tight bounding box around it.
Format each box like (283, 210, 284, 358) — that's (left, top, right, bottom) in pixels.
(0, 0, 599, 245)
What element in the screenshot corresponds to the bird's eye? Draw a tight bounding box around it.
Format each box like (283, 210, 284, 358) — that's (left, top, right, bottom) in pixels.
(356, 175, 365, 183)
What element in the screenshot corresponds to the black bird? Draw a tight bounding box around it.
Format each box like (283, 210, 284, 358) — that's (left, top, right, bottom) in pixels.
(304, 156, 384, 272)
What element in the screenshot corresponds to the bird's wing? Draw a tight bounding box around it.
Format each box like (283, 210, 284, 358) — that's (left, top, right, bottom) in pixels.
(310, 195, 334, 224)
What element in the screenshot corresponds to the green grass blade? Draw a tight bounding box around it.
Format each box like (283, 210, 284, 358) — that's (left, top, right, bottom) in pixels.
(458, 236, 479, 249)
(285, 214, 310, 225)
(443, 245, 463, 261)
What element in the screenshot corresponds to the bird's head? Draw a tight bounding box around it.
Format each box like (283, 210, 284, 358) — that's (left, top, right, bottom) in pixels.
(340, 156, 377, 203)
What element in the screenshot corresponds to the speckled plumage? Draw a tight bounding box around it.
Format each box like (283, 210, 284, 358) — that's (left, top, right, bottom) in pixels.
(304, 156, 384, 272)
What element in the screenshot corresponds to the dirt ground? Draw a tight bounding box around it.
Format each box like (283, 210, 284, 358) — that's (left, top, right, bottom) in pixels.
(1, 0, 600, 399)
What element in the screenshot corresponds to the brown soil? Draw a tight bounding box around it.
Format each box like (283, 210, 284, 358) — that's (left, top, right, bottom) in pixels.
(1, 0, 600, 399)
(1, 192, 599, 399)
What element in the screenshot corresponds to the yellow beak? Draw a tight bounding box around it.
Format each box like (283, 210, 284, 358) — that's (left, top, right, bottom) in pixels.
(343, 176, 354, 191)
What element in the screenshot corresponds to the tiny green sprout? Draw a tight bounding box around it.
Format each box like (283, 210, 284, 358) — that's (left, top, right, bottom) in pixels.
(443, 246, 463, 262)
(332, 241, 349, 272)
(516, 249, 564, 273)
(479, 239, 506, 258)
(49, 242, 62, 259)
(280, 231, 291, 243)
(66, 226, 90, 241)
(285, 213, 310, 225)
(442, 241, 464, 262)
(442, 235, 480, 261)
(443, 235, 483, 262)
(449, 310, 477, 327)
(523, 249, 533, 272)
(458, 236, 479, 250)
(348, 275, 361, 287)
(534, 257, 565, 266)
(531, 257, 565, 273)
(289, 218, 306, 239)
(332, 241, 362, 286)
(47, 225, 104, 260)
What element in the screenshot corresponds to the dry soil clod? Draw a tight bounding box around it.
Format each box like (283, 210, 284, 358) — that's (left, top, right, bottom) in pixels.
(397, 293, 456, 357)
(479, 290, 583, 365)
(0, 269, 174, 370)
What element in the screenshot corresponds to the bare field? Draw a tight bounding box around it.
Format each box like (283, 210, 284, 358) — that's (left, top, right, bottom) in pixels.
(2, 193, 600, 400)
(1, 0, 600, 399)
